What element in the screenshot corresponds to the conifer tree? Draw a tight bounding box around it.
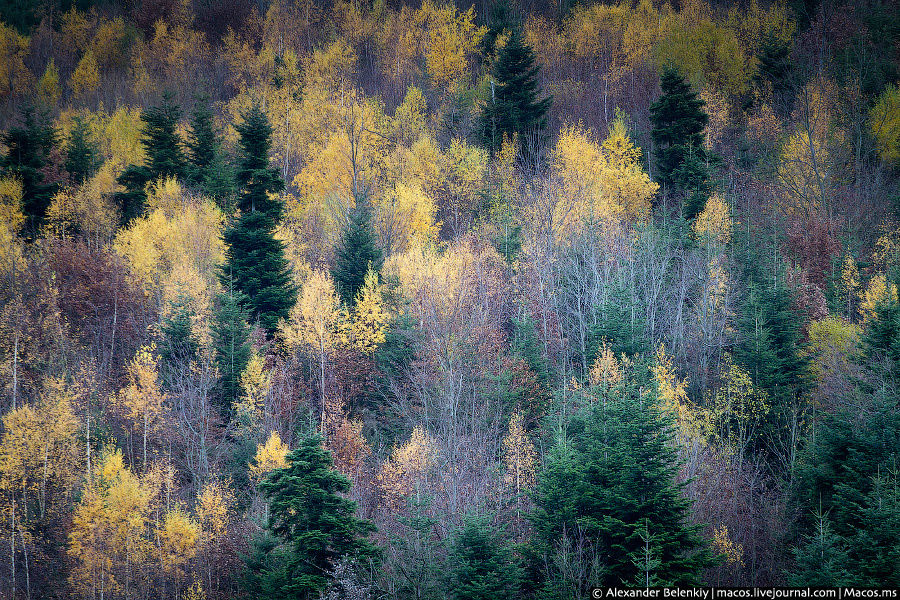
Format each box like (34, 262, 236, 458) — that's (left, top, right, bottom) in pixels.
(64, 115, 100, 185)
(211, 288, 252, 416)
(250, 434, 379, 600)
(115, 92, 187, 224)
(650, 68, 711, 218)
(0, 105, 57, 231)
(332, 203, 383, 307)
(185, 94, 236, 204)
(221, 104, 296, 333)
(158, 295, 198, 387)
(480, 28, 552, 155)
(529, 371, 714, 591)
(446, 516, 522, 600)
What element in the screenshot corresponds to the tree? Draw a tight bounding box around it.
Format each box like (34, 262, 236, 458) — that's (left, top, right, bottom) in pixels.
(250, 435, 379, 600)
(65, 116, 101, 185)
(446, 516, 522, 600)
(211, 288, 252, 417)
(332, 203, 383, 307)
(186, 94, 234, 204)
(222, 104, 296, 333)
(480, 28, 552, 156)
(142, 91, 188, 181)
(529, 373, 715, 592)
(649, 68, 711, 218)
(0, 105, 57, 231)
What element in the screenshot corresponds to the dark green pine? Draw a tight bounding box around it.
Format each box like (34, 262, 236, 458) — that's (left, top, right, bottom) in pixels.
(211, 287, 252, 417)
(332, 203, 383, 307)
(64, 116, 101, 185)
(481, 27, 552, 155)
(158, 295, 198, 388)
(222, 103, 296, 333)
(186, 95, 217, 186)
(446, 516, 522, 600)
(529, 371, 715, 590)
(0, 105, 57, 232)
(252, 435, 379, 600)
(141, 91, 187, 181)
(650, 68, 711, 216)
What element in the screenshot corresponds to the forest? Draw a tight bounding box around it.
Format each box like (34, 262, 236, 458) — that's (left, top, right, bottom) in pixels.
(0, 0, 898, 597)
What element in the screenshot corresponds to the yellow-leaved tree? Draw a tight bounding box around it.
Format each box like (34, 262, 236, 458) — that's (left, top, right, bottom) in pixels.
(280, 270, 347, 426)
(869, 84, 900, 166)
(249, 431, 289, 483)
(377, 426, 436, 510)
(195, 480, 236, 597)
(70, 50, 100, 101)
(859, 273, 899, 323)
(349, 266, 388, 355)
(502, 411, 536, 498)
(116, 345, 167, 470)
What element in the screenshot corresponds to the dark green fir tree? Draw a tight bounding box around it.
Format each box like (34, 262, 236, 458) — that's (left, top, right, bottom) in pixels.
(211, 287, 252, 417)
(446, 516, 522, 600)
(528, 371, 715, 593)
(115, 92, 187, 224)
(649, 68, 711, 219)
(158, 295, 199, 388)
(332, 203, 383, 307)
(1, 105, 57, 232)
(64, 115, 100, 185)
(248, 434, 379, 600)
(480, 27, 552, 156)
(221, 103, 296, 332)
(186, 94, 235, 207)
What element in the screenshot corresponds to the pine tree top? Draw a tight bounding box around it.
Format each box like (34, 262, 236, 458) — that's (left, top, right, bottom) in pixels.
(235, 103, 285, 219)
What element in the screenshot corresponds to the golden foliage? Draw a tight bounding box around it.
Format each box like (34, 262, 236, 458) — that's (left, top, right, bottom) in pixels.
(235, 353, 272, 426)
(693, 194, 731, 246)
(713, 525, 745, 568)
(0, 177, 25, 277)
(116, 346, 167, 466)
(804, 317, 861, 384)
(419, 1, 484, 89)
(350, 266, 388, 355)
(653, 344, 698, 438)
(0, 23, 31, 100)
(840, 255, 860, 319)
(37, 59, 61, 107)
(589, 339, 623, 390)
(502, 411, 536, 494)
(869, 84, 900, 166)
(70, 50, 100, 100)
(710, 355, 769, 452)
(859, 273, 899, 323)
(377, 426, 436, 510)
(250, 431, 289, 482)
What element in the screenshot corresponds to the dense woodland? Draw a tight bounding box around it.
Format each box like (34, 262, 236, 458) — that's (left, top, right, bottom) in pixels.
(0, 0, 898, 597)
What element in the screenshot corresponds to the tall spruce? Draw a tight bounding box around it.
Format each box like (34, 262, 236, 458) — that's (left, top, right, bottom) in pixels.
(221, 103, 296, 332)
(115, 92, 187, 224)
(211, 288, 252, 417)
(1, 105, 57, 231)
(650, 68, 711, 219)
(186, 94, 236, 206)
(249, 434, 379, 599)
(332, 203, 383, 307)
(480, 27, 552, 155)
(64, 115, 100, 185)
(529, 370, 715, 592)
(446, 516, 522, 600)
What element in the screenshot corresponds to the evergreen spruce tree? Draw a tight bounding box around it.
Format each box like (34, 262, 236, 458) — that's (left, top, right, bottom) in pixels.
(446, 516, 522, 600)
(529, 371, 715, 591)
(141, 91, 187, 180)
(788, 514, 856, 586)
(158, 295, 198, 388)
(115, 92, 187, 224)
(186, 95, 217, 185)
(0, 105, 57, 231)
(64, 115, 100, 185)
(332, 203, 383, 307)
(211, 288, 252, 417)
(650, 68, 711, 219)
(250, 434, 379, 600)
(732, 253, 808, 456)
(480, 27, 552, 155)
(221, 104, 296, 333)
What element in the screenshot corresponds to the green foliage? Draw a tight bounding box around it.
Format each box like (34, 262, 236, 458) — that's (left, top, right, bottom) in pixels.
(480, 28, 552, 155)
(446, 516, 522, 600)
(789, 514, 856, 587)
(222, 104, 296, 333)
(158, 295, 198, 387)
(64, 115, 100, 185)
(114, 164, 151, 225)
(211, 288, 252, 417)
(529, 373, 715, 592)
(142, 91, 188, 181)
(252, 435, 379, 600)
(0, 105, 57, 231)
(186, 94, 235, 205)
(792, 392, 900, 585)
(332, 203, 383, 307)
(650, 68, 711, 216)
